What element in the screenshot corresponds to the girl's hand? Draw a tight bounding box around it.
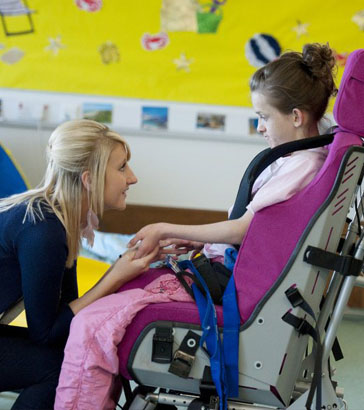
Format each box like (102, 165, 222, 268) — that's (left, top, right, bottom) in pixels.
(128, 223, 167, 259)
(159, 238, 204, 255)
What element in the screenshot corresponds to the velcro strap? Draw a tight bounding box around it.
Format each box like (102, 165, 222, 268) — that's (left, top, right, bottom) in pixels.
(168, 330, 201, 378)
(285, 287, 316, 320)
(281, 312, 317, 341)
(304, 246, 363, 276)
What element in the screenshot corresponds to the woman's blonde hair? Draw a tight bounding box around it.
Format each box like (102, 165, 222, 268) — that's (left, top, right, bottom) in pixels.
(0, 119, 130, 267)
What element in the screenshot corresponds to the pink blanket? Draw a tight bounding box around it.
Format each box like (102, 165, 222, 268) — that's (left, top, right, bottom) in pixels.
(55, 273, 192, 410)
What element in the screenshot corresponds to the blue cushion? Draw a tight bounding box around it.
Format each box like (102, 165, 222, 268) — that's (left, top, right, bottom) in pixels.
(0, 143, 29, 198)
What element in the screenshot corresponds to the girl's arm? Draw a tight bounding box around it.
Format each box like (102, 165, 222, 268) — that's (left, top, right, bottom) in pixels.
(130, 210, 254, 259)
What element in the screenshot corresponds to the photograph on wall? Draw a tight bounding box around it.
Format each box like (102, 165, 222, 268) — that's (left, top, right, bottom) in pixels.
(196, 113, 225, 131)
(82, 102, 113, 123)
(141, 106, 168, 130)
(248, 117, 259, 135)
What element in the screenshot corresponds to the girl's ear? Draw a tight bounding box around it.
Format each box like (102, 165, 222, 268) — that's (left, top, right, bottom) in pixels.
(292, 108, 304, 128)
(81, 170, 91, 191)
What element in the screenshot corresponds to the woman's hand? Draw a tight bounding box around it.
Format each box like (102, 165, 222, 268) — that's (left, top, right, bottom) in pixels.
(110, 245, 160, 284)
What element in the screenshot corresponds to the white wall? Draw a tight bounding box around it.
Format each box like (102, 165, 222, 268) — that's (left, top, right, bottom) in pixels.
(0, 88, 335, 211)
(0, 123, 265, 211)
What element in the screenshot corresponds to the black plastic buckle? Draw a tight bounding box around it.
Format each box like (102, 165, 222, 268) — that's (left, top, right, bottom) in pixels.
(169, 350, 195, 378)
(168, 330, 201, 378)
(152, 327, 173, 364)
(296, 318, 311, 335)
(285, 287, 304, 308)
(282, 312, 312, 337)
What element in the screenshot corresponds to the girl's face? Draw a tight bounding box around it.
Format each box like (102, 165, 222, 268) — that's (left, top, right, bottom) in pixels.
(104, 143, 137, 210)
(252, 92, 297, 148)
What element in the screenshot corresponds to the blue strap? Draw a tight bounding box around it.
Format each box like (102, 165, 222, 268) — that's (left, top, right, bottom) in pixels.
(180, 260, 228, 410)
(222, 275, 240, 397)
(192, 283, 226, 409)
(224, 248, 238, 272)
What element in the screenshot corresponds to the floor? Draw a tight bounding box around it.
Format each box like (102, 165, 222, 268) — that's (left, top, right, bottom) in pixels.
(1, 317, 363, 410)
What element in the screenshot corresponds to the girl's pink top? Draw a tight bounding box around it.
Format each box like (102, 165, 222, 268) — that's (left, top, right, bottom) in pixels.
(203, 147, 328, 260)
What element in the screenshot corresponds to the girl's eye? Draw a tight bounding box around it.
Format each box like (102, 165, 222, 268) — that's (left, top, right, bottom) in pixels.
(119, 164, 126, 172)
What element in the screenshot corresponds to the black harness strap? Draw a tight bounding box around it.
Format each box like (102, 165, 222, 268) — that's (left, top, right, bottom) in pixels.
(304, 246, 363, 277)
(173, 270, 197, 301)
(169, 254, 232, 305)
(199, 366, 218, 405)
(229, 134, 335, 221)
(281, 311, 317, 341)
(282, 288, 323, 410)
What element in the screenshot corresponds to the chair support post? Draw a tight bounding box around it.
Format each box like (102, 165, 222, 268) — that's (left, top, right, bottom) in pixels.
(322, 236, 364, 363)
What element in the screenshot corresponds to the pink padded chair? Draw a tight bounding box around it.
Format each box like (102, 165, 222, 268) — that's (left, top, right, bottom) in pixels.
(117, 49, 364, 410)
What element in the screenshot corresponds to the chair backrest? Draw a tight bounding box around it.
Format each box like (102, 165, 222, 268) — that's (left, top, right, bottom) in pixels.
(234, 132, 362, 323)
(236, 142, 363, 406)
(0, 142, 29, 198)
(333, 49, 364, 136)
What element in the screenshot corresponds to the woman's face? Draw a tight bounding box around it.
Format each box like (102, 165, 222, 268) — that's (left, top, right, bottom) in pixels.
(252, 92, 296, 148)
(103, 143, 137, 210)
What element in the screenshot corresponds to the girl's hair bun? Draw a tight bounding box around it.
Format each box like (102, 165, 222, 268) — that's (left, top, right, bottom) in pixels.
(302, 43, 337, 97)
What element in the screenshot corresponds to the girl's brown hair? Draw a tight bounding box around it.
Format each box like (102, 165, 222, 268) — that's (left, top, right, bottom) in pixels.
(250, 43, 337, 121)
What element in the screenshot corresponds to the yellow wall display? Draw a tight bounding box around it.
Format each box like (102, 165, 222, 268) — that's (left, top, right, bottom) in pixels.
(0, 0, 363, 107)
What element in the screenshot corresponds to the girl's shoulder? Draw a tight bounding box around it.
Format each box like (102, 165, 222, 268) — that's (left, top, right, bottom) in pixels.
(279, 146, 328, 169)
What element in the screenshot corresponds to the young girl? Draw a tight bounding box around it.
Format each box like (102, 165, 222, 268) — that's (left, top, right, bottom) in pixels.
(0, 120, 159, 410)
(129, 43, 337, 260)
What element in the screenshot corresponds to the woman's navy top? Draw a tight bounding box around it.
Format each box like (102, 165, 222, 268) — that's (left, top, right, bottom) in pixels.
(0, 203, 77, 345)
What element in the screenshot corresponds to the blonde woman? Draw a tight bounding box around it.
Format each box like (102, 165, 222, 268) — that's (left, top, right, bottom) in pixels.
(0, 120, 158, 410)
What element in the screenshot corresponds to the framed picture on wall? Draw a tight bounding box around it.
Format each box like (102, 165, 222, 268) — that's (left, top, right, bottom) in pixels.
(82, 102, 113, 123)
(248, 117, 259, 135)
(196, 113, 225, 131)
(141, 106, 168, 130)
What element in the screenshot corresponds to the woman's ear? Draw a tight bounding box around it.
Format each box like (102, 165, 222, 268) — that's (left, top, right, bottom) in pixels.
(292, 108, 304, 128)
(81, 170, 91, 191)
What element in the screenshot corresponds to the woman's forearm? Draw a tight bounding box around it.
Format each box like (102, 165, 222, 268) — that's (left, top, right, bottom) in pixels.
(69, 265, 125, 315)
(69, 246, 159, 315)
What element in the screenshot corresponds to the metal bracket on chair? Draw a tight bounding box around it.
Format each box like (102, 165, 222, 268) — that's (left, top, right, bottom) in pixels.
(152, 326, 174, 364)
(168, 330, 201, 378)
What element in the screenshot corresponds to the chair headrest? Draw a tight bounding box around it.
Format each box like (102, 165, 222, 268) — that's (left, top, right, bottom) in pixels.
(333, 49, 364, 137)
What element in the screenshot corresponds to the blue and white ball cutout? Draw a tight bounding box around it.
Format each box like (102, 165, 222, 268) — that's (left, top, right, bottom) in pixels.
(245, 34, 281, 68)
